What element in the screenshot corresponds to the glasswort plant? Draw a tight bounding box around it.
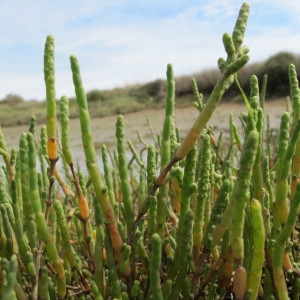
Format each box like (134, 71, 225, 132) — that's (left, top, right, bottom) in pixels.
(1, 3, 300, 299)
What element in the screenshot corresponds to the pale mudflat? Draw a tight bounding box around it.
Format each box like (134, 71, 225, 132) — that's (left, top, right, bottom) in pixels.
(2, 99, 286, 164)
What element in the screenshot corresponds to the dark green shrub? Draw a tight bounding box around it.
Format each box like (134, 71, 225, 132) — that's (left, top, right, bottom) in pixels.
(86, 89, 105, 102)
(129, 79, 166, 103)
(0, 94, 24, 105)
(257, 52, 300, 97)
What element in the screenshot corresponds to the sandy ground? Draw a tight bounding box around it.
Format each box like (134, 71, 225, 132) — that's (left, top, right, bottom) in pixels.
(2, 99, 286, 164)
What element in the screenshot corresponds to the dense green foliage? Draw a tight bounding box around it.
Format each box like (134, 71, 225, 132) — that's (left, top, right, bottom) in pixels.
(1, 3, 300, 300)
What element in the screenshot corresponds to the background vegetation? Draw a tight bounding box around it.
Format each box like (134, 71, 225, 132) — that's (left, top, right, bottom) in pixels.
(1, 51, 299, 127)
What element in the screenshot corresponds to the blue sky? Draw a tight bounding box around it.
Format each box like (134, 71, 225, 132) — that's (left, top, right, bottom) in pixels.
(0, 0, 300, 101)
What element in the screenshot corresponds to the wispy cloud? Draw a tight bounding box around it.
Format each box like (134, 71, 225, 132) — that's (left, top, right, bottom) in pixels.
(0, 1, 299, 100)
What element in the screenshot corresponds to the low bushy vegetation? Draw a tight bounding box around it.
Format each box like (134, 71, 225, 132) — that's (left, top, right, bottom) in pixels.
(1, 52, 300, 127)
